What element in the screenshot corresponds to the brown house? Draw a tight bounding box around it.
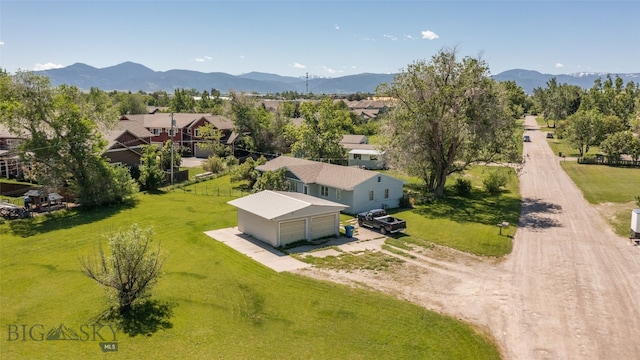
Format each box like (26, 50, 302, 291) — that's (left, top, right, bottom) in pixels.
(119, 113, 236, 157)
(102, 121, 154, 166)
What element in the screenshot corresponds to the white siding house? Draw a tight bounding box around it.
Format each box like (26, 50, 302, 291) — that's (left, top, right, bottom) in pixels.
(256, 156, 404, 214)
(340, 135, 386, 169)
(227, 190, 347, 248)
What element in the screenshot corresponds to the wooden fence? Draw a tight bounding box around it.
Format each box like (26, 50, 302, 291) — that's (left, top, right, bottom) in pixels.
(170, 184, 248, 198)
(577, 157, 640, 168)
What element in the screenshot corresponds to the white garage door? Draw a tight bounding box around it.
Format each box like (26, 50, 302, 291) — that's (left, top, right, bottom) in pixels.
(279, 219, 306, 246)
(311, 214, 337, 240)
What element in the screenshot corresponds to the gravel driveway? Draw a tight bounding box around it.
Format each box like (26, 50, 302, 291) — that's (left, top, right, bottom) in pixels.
(298, 116, 640, 359)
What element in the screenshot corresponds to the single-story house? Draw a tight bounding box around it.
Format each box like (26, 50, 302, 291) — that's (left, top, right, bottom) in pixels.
(255, 156, 404, 214)
(227, 190, 347, 248)
(340, 134, 386, 169)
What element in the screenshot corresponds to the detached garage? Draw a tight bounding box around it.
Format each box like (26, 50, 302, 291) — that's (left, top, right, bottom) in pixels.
(227, 190, 347, 248)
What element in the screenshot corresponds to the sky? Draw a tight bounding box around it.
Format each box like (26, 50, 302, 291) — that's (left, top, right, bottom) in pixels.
(1, 1, 638, 78)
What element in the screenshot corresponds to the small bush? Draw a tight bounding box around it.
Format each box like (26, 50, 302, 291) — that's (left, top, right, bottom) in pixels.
(635, 194, 640, 207)
(203, 156, 226, 174)
(225, 156, 239, 167)
(483, 170, 508, 195)
(453, 178, 472, 197)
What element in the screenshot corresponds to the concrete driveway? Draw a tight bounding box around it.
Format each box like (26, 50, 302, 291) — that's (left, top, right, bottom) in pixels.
(181, 157, 205, 168)
(205, 223, 387, 272)
(205, 227, 311, 272)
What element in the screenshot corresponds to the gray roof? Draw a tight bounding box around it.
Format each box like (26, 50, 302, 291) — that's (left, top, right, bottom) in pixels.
(256, 156, 386, 191)
(121, 113, 234, 131)
(103, 121, 154, 148)
(227, 190, 346, 220)
(340, 134, 368, 144)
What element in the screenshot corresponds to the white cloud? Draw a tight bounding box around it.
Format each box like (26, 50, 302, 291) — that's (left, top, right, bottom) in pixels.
(334, 24, 340, 30)
(293, 62, 306, 69)
(555, 62, 565, 68)
(421, 30, 439, 40)
(383, 34, 398, 41)
(404, 35, 415, 40)
(34, 62, 64, 71)
(0, 41, 4, 46)
(195, 56, 213, 62)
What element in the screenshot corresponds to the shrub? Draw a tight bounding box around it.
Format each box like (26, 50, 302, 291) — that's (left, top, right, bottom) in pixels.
(483, 170, 508, 195)
(203, 156, 226, 174)
(453, 178, 472, 197)
(635, 194, 640, 207)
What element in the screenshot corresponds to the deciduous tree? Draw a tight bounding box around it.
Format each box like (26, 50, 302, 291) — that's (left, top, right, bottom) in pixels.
(81, 224, 166, 314)
(253, 168, 290, 192)
(377, 48, 517, 198)
(532, 78, 583, 128)
(288, 97, 351, 161)
(138, 145, 166, 191)
(561, 110, 605, 157)
(0, 72, 138, 206)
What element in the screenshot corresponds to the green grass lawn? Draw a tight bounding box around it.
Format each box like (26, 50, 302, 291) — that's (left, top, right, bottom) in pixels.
(0, 175, 500, 359)
(386, 166, 519, 257)
(560, 162, 640, 203)
(561, 161, 640, 237)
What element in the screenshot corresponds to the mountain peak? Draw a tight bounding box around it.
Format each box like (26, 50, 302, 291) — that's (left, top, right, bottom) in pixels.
(34, 62, 638, 95)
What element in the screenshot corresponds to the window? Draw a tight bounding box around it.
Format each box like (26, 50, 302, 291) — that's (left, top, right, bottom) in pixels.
(194, 128, 201, 137)
(384, 189, 389, 199)
(151, 128, 160, 135)
(370, 155, 378, 161)
(353, 154, 362, 160)
(303, 185, 308, 194)
(369, 191, 374, 201)
(377, 176, 381, 182)
(321, 186, 329, 197)
(289, 182, 297, 192)
(336, 189, 342, 200)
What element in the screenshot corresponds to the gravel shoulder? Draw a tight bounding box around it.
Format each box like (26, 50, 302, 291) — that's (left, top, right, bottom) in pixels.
(296, 116, 640, 359)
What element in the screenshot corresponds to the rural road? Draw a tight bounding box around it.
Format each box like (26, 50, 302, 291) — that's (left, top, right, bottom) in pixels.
(300, 115, 640, 359)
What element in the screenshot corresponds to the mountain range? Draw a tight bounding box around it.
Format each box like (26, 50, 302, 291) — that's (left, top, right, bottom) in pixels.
(36, 62, 639, 95)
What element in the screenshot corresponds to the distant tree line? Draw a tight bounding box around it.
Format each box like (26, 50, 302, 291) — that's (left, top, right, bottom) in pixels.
(532, 74, 640, 161)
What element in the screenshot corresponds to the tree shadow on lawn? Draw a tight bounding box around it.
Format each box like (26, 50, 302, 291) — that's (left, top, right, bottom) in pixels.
(7, 200, 137, 238)
(410, 192, 563, 231)
(411, 190, 521, 226)
(95, 299, 174, 337)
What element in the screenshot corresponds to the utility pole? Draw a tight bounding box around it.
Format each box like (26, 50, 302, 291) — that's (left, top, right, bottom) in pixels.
(170, 113, 176, 185)
(306, 72, 309, 95)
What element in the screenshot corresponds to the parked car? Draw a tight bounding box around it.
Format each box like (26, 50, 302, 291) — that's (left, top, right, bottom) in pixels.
(357, 209, 406, 235)
(546, 132, 554, 138)
(523, 135, 531, 142)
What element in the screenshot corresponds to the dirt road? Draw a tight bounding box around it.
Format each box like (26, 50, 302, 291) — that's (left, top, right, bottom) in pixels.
(298, 116, 640, 359)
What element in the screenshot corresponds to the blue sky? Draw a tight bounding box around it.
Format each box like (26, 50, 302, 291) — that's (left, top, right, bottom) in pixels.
(1, 1, 638, 77)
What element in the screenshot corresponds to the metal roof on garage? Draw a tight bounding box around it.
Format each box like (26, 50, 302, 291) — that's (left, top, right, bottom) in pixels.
(227, 190, 347, 221)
